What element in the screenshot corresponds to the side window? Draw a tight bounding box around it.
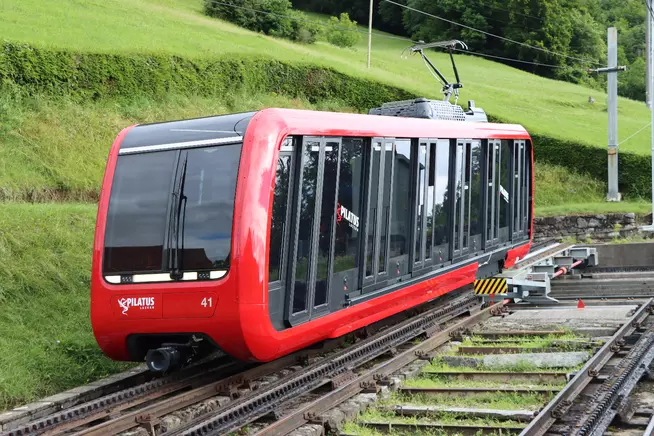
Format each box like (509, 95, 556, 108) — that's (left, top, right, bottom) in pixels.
(390, 139, 412, 259)
(292, 138, 320, 314)
(499, 140, 511, 233)
(469, 140, 483, 240)
(269, 152, 292, 282)
(432, 139, 450, 257)
(333, 138, 364, 274)
(414, 142, 427, 263)
(314, 139, 339, 308)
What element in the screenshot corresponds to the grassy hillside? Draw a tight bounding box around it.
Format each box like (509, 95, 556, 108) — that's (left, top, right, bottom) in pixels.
(0, 92, 353, 200)
(0, 203, 131, 409)
(1, 0, 652, 155)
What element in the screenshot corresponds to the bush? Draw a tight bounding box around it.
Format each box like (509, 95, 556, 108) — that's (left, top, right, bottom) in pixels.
(288, 10, 321, 44)
(326, 13, 360, 48)
(203, 0, 318, 43)
(0, 41, 414, 111)
(486, 114, 652, 199)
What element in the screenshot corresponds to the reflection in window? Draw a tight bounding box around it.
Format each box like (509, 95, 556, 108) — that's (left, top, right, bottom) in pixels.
(426, 144, 435, 259)
(415, 143, 427, 261)
(499, 140, 511, 230)
(366, 142, 381, 277)
(522, 143, 530, 232)
(469, 141, 482, 238)
(315, 141, 339, 307)
(269, 154, 291, 282)
(433, 140, 450, 250)
(390, 140, 411, 259)
(104, 151, 176, 274)
(378, 143, 393, 273)
(334, 138, 364, 274)
(293, 140, 319, 314)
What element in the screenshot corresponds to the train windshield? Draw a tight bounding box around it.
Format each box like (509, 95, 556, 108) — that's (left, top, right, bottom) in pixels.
(103, 144, 242, 275)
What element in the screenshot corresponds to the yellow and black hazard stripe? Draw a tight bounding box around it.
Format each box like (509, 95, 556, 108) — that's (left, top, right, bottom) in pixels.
(473, 278, 508, 295)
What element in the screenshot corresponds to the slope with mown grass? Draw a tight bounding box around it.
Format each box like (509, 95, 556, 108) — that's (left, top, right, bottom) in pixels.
(1, 0, 652, 198)
(0, 0, 650, 151)
(0, 203, 132, 410)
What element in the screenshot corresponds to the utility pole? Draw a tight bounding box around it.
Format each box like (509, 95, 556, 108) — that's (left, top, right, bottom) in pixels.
(649, 4, 654, 227)
(648, 0, 652, 109)
(367, 0, 373, 68)
(589, 27, 626, 202)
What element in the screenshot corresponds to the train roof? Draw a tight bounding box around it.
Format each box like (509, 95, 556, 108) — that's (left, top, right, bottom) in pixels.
(117, 108, 530, 153)
(119, 112, 256, 151)
(249, 108, 530, 141)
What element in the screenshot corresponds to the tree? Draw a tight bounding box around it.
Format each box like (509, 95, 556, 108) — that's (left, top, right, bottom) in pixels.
(326, 13, 361, 48)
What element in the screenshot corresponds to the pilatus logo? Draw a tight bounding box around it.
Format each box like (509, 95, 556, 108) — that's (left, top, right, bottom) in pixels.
(336, 203, 360, 232)
(117, 297, 156, 315)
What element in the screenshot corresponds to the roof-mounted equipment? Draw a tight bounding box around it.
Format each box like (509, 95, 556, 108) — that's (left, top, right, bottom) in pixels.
(369, 39, 487, 123)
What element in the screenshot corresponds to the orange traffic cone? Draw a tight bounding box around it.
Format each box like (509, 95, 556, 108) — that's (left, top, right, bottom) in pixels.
(577, 299, 585, 309)
(489, 294, 495, 306)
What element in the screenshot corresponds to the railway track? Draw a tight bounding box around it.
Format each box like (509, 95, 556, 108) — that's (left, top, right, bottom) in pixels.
(1, 291, 493, 436)
(522, 298, 654, 436)
(5, 242, 654, 436)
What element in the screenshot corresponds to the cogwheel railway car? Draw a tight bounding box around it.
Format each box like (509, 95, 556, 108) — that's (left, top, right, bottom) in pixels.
(91, 107, 533, 371)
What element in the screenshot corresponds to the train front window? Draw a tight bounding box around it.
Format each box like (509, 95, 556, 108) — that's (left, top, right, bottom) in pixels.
(103, 144, 242, 276)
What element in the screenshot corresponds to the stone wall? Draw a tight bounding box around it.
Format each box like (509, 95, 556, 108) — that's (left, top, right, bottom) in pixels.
(534, 213, 653, 242)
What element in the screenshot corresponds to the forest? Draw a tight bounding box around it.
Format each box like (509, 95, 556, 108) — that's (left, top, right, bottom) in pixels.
(291, 0, 649, 101)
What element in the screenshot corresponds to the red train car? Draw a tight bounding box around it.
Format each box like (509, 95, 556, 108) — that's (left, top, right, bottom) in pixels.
(91, 108, 533, 370)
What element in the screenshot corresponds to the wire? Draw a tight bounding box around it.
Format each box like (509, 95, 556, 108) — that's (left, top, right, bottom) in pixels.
(383, 0, 603, 67)
(644, 0, 654, 20)
(204, 0, 416, 43)
(473, 0, 546, 23)
(452, 48, 569, 69)
(619, 122, 651, 146)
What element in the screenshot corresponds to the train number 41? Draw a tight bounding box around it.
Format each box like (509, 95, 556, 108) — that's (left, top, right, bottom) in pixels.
(201, 297, 213, 308)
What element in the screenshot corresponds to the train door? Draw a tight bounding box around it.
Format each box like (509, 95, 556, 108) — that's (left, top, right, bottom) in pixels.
(362, 138, 392, 291)
(413, 138, 451, 275)
(511, 140, 528, 241)
(329, 138, 366, 311)
(485, 140, 501, 249)
(286, 136, 340, 325)
(498, 140, 512, 245)
(452, 141, 470, 259)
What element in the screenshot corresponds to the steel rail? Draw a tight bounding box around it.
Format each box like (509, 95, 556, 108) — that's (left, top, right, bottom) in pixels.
(644, 414, 654, 435)
(165, 294, 483, 436)
(574, 320, 654, 435)
(252, 302, 505, 436)
(1, 357, 236, 436)
(519, 298, 654, 436)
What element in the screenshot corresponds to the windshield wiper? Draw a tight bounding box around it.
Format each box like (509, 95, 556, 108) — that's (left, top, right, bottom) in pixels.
(168, 152, 188, 280)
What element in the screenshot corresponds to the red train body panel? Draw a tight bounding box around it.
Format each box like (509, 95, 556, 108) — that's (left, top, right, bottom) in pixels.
(91, 108, 533, 363)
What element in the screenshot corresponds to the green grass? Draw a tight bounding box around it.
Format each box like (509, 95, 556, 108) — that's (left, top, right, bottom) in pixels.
(384, 391, 548, 411)
(2, 89, 634, 214)
(402, 377, 566, 389)
(1, 0, 653, 155)
(0, 203, 134, 410)
(344, 409, 525, 435)
(421, 358, 579, 374)
(0, 92, 354, 200)
(533, 163, 651, 216)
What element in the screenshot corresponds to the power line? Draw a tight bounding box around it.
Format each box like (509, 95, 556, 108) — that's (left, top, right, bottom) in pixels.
(205, 0, 589, 73)
(645, 0, 654, 19)
(453, 48, 569, 69)
(619, 122, 651, 146)
(383, 0, 603, 67)
(204, 0, 415, 43)
(473, 0, 546, 23)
